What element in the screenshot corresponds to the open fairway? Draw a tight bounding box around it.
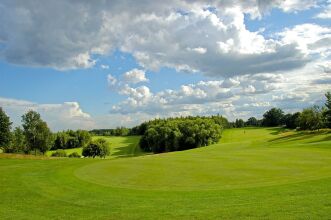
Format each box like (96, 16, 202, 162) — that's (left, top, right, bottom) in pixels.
(1, 128, 331, 219)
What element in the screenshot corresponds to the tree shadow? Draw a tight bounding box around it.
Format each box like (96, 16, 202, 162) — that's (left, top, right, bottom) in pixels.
(111, 136, 145, 158)
(307, 135, 331, 144)
(266, 127, 287, 135)
(268, 130, 330, 143)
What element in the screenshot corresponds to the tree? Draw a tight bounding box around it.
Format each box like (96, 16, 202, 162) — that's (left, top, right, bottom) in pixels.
(262, 108, 284, 127)
(298, 106, 323, 130)
(52, 130, 91, 150)
(246, 117, 259, 126)
(76, 130, 92, 147)
(82, 138, 110, 158)
(98, 139, 110, 158)
(22, 110, 52, 155)
(324, 91, 331, 128)
(235, 119, 244, 128)
(11, 127, 27, 153)
(0, 107, 12, 150)
(283, 112, 301, 129)
(53, 131, 69, 149)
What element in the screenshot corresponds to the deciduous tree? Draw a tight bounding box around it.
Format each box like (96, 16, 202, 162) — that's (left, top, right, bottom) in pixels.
(0, 107, 12, 150)
(262, 108, 284, 127)
(22, 110, 52, 155)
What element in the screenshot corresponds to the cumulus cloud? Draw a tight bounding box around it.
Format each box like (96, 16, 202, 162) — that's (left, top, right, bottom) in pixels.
(2, 0, 330, 126)
(3, 58, 331, 130)
(315, 0, 331, 19)
(279, 23, 331, 57)
(122, 69, 148, 84)
(0, 96, 161, 130)
(0, 0, 323, 77)
(107, 74, 117, 86)
(105, 58, 331, 121)
(0, 97, 94, 131)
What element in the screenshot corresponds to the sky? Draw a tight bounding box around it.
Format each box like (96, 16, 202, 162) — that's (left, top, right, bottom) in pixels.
(0, 0, 331, 131)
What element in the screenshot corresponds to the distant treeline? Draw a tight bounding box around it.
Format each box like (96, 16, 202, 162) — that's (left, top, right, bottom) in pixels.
(90, 127, 130, 136)
(1, 92, 331, 155)
(230, 93, 331, 131)
(90, 115, 229, 136)
(0, 110, 109, 158)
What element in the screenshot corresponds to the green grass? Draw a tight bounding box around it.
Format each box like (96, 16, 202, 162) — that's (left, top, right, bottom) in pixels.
(1, 128, 331, 219)
(47, 136, 143, 158)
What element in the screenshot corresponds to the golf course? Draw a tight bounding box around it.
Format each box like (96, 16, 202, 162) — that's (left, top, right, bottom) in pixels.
(1, 127, 331, 219)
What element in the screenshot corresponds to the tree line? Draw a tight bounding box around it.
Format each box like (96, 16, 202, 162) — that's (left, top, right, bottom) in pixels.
(0, 110, 109, 158)
(231, 92, 331, 130)
(1, 92, 331, 155)
(0, 110, 53, 155)
(90, 127, 130, 136)
(90, 115, 229, 137)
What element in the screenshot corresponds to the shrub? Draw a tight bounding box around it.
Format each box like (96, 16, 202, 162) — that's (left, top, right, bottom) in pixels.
(51, 149, 67, 157)
(68, 152, 81, 158)
(82, 139, 110, 158)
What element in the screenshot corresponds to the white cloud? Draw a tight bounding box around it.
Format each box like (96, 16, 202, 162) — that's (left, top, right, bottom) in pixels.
(1, 0, 330, 125)
(0, 0, 321, 77)
(0, 97, 94, 131)
(122, 69, 148, 84)
(107, 74, 118, 87)
(277, 0, 317, 12)
(315, 1, 331, 19)
(2, 57, 331, 130)
(243, 85, 256, 93)
(279, 23, 331, 57)
(100, 64, 110, 69)
(187, 47, 207, 54)
(104, 57, 331, 121)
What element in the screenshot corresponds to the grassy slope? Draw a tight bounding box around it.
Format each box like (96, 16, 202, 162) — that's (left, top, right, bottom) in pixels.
(47, 136, 143, 158)
(1, 128, 331, 219)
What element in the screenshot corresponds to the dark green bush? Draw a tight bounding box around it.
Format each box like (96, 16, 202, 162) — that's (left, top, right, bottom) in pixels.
(82, 139, 110, 158)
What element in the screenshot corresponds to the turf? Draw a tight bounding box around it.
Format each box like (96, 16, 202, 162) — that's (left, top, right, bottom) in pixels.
(1, 128, 331, 219)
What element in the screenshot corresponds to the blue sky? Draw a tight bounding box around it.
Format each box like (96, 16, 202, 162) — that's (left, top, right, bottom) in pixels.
(0, 0, 330, 130)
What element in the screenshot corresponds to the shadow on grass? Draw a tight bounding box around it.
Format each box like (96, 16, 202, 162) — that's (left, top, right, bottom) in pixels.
(268, 130, 331, 143)
(111, 136, 145, 158)
(266, 127, 287, 135)
(307, 135, 331, 144)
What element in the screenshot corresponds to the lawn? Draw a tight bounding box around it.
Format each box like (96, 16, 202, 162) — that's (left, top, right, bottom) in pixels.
(1, 128, 331, 219)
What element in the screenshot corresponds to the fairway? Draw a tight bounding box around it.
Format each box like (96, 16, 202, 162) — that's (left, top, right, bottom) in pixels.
(1, 128, 331, 219)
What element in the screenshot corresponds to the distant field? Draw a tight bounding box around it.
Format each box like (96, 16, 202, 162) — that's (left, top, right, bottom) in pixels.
(1, 128, 331, 219)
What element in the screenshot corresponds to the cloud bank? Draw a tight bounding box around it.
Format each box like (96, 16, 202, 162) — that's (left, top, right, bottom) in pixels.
(0, 0, 324, 77)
